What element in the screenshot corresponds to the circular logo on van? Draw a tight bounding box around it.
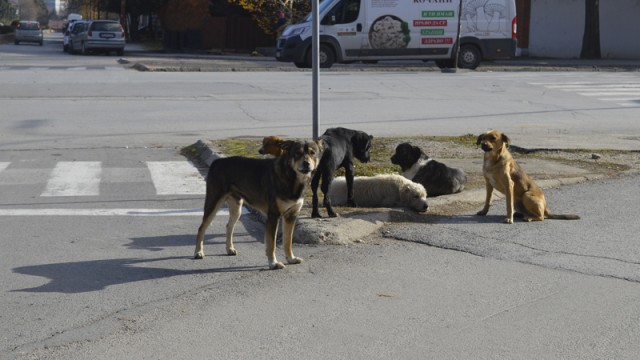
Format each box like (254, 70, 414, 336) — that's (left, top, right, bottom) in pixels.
(369, 15, 410, 49)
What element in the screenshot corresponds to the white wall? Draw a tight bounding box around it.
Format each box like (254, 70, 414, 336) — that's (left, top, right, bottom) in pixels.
(528, 0, 640, 59)
(600, 1, 640, 58)
(529, 0, 584, 58)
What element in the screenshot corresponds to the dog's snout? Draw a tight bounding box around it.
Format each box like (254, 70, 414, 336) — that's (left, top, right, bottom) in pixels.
(258, 148, 265, 155)
(299, 160, 313, 174)
(481, 143, 491, 152)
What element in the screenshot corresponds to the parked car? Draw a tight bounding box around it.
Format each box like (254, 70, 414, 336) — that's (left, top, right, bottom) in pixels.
(68, 20, 125, 56)
(63, 20, 85, 52)
(14, 20, 43, 46)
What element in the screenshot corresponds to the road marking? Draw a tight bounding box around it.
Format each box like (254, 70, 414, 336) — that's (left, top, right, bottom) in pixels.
(530, 82, 640, 107)
(41, 161, 102, 197)
(0, 208, 246, 216)
(0, 162, 9, 173)
(147, 161, 205, 195)
(0, 208, 204, 216)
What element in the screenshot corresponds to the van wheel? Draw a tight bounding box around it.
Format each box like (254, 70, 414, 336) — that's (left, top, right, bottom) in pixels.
(305, 44, 335, 68)
(458, 44, 481, 69)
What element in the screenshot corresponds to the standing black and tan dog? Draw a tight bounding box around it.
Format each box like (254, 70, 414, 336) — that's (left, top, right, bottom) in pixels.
(391, 142, 467, 197)
(476, 130, 580, 223)
(311, 127, 373, 218)
(195, 139, 321, 270)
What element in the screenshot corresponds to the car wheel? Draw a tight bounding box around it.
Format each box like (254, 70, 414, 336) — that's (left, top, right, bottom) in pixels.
(116, 49, 124, 56)
(457, 44, 481, 69)
(14, 40, 19, 45)
(305, 44, 335, 68)
(39, 41, 43, 46)
(294, 61, 309, 69)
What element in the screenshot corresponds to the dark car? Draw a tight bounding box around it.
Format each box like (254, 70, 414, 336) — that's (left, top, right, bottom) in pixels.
(15, 20, 43, 46)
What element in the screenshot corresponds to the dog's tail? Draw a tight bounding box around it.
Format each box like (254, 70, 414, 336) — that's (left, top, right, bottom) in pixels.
(545, 209, 580, 220)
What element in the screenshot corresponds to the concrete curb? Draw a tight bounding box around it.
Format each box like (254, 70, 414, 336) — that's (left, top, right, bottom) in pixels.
(191, 140, 607, 245)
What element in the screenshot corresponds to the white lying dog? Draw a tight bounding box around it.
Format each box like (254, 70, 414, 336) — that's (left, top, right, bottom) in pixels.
(327, 174, 428, 212)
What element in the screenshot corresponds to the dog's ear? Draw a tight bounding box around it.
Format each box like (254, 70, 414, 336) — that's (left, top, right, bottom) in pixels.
(279, 140, 296, 154)
(501, 133, 510, 147)
(314, 139, 324, 154)
(476, 133, 485, 146)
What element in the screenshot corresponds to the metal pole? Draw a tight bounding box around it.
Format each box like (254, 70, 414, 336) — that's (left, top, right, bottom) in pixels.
(312, 0, 319, 139)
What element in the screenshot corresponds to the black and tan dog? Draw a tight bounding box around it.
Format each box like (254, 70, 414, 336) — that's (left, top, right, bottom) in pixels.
(391, 142, 467, 197)
(311, 127, 373, 218)
(476, 130, 580, 223)
(195, 139, 321, 269)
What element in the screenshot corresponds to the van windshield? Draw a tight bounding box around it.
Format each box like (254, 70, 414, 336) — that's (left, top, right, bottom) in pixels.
(304, 0, 338, 22)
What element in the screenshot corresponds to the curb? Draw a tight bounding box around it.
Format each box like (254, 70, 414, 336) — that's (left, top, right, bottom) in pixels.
(191, 140, 607, 245)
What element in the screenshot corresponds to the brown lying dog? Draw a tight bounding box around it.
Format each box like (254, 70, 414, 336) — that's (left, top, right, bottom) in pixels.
(476, 130, 580, 224)
(259, 135, 286, 157)
(195, 139, 321, 269)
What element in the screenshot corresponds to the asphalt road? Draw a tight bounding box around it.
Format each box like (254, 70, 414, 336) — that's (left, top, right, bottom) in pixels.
(6, 173, 640, 359)
(2, 33, 640, 359)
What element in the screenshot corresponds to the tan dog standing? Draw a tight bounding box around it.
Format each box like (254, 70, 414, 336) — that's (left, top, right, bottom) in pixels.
(476, 130, 579, 224)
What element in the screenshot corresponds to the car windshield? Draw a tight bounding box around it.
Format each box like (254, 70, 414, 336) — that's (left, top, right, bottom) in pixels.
(19, 22, 39, 30)
(92, 22, 120, 31)
(304, 0, 338, 22)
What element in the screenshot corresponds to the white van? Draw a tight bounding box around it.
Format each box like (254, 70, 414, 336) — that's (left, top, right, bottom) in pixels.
(275, 0, 517, 69)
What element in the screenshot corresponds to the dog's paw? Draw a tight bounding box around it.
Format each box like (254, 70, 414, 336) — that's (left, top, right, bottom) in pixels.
(226, 248, 237, 256)
(504, 217, 514, 224)
(269, 261, 286, 270)
(286, 256, 304, 265)
(347, 200, 358, 207)
(311, 211, 322, 219)
(194, 251, 205, 259)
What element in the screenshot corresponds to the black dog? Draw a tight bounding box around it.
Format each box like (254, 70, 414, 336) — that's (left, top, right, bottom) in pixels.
(391, 142, 466, 197)
(195, 139, 321, 270)
(311, 127, 373, 218)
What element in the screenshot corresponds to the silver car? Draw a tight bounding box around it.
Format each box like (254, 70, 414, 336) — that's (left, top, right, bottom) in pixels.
(14, 20, 43, 46)
(68, 20, 125, 56)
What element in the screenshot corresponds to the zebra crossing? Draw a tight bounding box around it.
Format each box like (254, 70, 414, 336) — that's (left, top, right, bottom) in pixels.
(528, 81, 640, 107)
(0, 160, 221, 217)
(0, 160, 206, 197)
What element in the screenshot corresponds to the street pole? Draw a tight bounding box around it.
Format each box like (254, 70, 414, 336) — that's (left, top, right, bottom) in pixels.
(312, 0, 319, 139)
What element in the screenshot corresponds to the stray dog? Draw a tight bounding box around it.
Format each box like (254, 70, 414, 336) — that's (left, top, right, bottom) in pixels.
(391, 142, 467, 197)
(328, 174, 428, 212)
(258, 135, 286, 157)
(311, 127, 374, 218)
(195, 139, 321, 269)
(476, 130, 580, 223)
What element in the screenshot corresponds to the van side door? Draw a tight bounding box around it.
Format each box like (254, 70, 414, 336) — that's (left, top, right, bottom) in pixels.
(321, 0, 365, 60)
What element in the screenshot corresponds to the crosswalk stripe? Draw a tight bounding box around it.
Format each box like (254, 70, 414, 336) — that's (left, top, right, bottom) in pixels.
(41, 161, 102, 197)
(0, 208, 209, 216)
(530, 81, 640, 107)
(147, 161, 205, 195)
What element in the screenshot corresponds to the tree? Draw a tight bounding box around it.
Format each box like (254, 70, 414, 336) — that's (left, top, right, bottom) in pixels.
(17, 0, 48, 22)
(228, 0, 310, 35)
(580, 0, 600, 59)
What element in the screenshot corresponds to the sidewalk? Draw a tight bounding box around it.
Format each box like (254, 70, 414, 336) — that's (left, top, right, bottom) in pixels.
(122, 42, 640, 72)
